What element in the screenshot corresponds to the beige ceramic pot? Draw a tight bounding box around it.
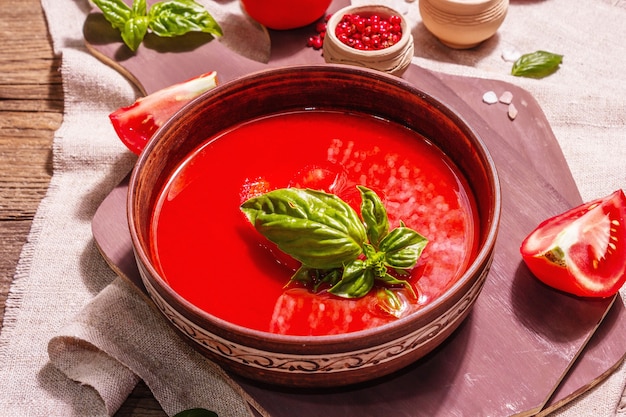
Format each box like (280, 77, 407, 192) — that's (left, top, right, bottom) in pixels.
(127, 65, 501, 388)
(419, 0, 508, 49)
(323, 5, 414, 76)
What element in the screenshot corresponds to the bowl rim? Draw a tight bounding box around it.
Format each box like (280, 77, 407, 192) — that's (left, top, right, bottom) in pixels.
(128, 64, 502, 348)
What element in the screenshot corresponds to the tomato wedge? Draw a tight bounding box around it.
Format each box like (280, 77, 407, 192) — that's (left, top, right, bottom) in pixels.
(109, 71, 218, 155)
(520, 189, 626, 298)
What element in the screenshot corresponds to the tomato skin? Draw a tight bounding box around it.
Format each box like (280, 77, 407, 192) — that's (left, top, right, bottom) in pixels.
(520, 190, 626, 298)
(240, 0, 332, 30)
(109, 71, 218, 155)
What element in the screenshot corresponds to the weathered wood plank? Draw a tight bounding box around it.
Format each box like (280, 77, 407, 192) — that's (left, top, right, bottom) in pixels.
(0, 0, 58, 330)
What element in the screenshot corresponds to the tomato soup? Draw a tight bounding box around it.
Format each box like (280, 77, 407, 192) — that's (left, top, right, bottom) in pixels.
(150, 110, 479, 336)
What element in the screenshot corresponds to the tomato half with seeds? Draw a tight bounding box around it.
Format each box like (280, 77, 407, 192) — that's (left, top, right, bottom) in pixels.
(109, 71, 218, 155)
(520, 189, 626, 298)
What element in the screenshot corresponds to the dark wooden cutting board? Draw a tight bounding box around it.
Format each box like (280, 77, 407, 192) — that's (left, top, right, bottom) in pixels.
(86, 2, 626, 415)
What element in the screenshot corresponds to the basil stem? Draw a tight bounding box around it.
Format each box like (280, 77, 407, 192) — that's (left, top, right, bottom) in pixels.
(241, 186, 428, 304)
(511, 50, 563, 78)
(92, 0, 222, 51)
(290, 266, 342, 292)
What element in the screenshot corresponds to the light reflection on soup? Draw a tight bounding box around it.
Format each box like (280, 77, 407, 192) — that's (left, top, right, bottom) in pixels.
(150, 110, 479, 336)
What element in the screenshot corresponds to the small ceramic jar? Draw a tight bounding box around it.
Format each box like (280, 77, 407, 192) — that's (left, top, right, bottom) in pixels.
(419, 0, 508, 49)
(323, 5, 414, 77)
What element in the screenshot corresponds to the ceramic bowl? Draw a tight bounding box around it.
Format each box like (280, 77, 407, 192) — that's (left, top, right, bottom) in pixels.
(419, 0, 508, 49)
(127, 65, 501, 388)
(240, 0, 333, 30)
(323, 5, 414, 76)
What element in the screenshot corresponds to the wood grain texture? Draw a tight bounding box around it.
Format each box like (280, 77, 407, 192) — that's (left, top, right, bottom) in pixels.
(0, 0, 60, 321)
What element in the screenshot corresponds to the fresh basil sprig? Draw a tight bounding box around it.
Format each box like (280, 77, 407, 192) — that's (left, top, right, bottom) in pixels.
(511, 50, 563, 79)
(92, 0, 223, 51)
(241, 186, 428, 305)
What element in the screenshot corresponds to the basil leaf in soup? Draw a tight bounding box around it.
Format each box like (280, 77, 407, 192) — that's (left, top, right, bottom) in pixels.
(241, 188, 367, 269)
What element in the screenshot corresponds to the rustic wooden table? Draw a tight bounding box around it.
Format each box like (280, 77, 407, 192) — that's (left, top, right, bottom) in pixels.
(0, 0, 164, 415)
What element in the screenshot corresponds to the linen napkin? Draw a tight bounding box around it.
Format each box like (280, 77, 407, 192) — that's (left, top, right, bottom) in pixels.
(0, 0, 624, 416)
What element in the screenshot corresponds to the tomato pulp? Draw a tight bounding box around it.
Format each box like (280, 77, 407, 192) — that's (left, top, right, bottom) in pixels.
(150, 111, 479, 335)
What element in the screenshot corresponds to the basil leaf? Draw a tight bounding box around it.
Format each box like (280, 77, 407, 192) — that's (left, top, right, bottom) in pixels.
(358, 185, 389, 249)
(149, 0, 223, 37)
(377, 272, 408, 286)
(290, 265, 312, 285)
(289, 266, 341, 292)
(92, 0, 132, 31)
(511, 50, 563, 78)
(132, 0, 147, 16)
(328, 260, 374, 298)
(122, 15, 149, 51)
(377, 272, 417, 299)
(376, 288, 405, 318)
(379, 223, 428, 269)
(241, 188, 367, 269)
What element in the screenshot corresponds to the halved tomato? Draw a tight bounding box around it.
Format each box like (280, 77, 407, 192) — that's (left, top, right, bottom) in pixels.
(520, 189, 626, 298)
(109, 71, 218, 155)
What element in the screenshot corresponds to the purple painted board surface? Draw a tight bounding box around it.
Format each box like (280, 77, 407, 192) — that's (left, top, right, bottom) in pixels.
(86, 2, 626, 415)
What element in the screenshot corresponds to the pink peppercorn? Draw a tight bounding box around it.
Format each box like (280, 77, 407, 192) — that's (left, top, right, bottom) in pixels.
(306, 15, 330, 50)
(334, 13, 403, 51)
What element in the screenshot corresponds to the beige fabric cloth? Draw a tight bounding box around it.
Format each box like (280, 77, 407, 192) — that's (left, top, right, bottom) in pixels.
(0, 0, 624, 415)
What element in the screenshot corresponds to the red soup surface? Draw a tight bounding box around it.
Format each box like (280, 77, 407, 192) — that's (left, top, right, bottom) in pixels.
(150, 110, 479, 336)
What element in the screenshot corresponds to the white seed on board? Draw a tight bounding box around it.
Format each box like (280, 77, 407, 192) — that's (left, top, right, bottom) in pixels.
(501, 46, 522, 62)
(499, 91, 513, 104)
(482, 91, 498, 104)
(508, 103, 519, 120)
